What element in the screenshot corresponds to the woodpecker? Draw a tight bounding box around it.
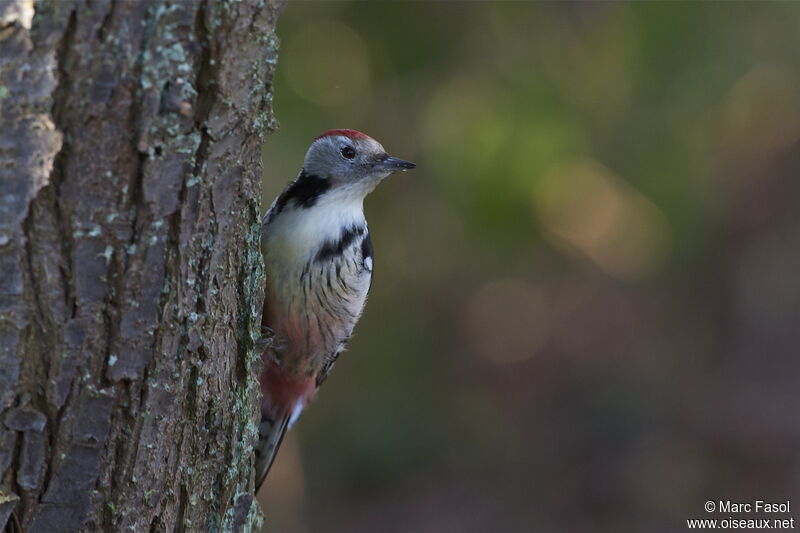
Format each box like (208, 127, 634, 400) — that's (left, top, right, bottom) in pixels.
(255, 129, 415, 488)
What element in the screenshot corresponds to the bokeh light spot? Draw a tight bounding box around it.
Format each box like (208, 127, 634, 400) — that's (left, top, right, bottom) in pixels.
(423, 78, 507, 174)
(725, 65, 800, 161)
(534, 159, 672, 280)
(284, 20, 371, 107)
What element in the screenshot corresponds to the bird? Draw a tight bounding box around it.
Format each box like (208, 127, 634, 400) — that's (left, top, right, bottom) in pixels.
(255, 129, 415, 489)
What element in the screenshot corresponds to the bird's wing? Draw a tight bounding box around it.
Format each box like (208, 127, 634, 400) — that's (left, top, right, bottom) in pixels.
(316, 349, 343, 388)
(315, 232, 373, 388)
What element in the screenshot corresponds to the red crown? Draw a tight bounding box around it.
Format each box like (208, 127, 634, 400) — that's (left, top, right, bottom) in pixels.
(315, 129, 372, 142)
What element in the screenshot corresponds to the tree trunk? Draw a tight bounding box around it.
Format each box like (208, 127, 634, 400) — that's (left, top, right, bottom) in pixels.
(0, 0, 284, 531)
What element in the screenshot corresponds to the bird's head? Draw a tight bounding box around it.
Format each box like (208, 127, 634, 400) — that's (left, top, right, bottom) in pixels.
(303, 129, 415, 195)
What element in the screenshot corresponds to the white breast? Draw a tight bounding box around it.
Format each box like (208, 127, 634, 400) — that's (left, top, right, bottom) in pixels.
(262, 185, 372, 373)
(263, 186, 365, 272)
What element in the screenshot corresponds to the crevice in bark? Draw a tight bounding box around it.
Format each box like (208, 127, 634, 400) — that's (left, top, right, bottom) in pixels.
(149, 513, 163, 533)
(2, 0, 284, 530)
(175, 482, 189, 533)
(95, 0, 117, 43)
(50, 6, 77, 322)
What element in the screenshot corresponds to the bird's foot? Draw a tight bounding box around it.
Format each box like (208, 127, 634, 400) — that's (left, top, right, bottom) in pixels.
(256, 326, 275, 348)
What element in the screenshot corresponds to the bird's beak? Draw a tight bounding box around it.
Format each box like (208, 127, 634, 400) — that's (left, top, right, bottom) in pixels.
(376, 155, 416, 172)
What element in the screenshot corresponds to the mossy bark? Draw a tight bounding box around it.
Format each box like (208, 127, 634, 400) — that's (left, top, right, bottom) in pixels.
(0, 0, 284, 531)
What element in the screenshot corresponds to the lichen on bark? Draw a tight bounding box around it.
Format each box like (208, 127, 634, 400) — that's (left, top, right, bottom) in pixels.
(0, 0, 285, 531)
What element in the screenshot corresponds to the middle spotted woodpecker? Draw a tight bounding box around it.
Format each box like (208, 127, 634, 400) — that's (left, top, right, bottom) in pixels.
(255, 129, 415, 488)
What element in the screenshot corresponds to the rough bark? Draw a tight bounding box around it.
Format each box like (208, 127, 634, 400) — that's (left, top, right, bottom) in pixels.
(0, 0, 284, 531)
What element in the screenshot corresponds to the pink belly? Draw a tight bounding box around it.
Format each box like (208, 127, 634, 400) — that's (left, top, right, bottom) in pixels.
(259, 358, 316, 420)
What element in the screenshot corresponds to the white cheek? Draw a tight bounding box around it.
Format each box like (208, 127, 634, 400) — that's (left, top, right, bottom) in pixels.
(364, 256, 373, 272)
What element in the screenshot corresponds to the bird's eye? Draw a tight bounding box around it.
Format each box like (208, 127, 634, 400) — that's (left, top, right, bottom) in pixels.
(341, 146, 356, 159)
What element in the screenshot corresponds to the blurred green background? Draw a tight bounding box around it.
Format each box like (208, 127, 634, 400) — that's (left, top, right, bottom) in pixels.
(258, 2, 800, 532)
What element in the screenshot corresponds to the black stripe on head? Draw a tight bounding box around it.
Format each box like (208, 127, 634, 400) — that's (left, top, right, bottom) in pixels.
(315, 225, 365, 263)
(271, 170, 331, 217)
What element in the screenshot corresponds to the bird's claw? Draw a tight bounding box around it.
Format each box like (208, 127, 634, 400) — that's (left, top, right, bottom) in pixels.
(256, 326, 275, 348)
(256, 337, 273, 348)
